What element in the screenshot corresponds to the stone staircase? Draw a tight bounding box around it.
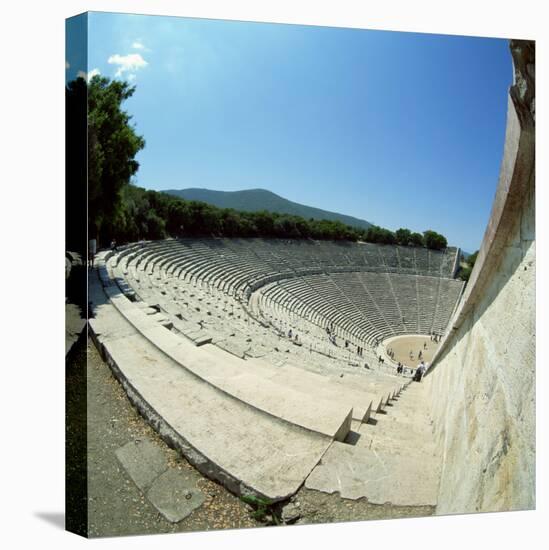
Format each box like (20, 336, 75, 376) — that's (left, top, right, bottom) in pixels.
(305, 380, 441, 506)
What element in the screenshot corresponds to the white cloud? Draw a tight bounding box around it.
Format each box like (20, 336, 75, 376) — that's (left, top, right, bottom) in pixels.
(108, 53, 148, 79)
(132, 41, 146, 51)
(76, 68, 101, 82)
(65, 60, 70, 70)
(88, 68, 101, 80)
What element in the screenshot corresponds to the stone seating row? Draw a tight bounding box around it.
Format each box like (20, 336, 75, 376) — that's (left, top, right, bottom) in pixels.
(106, 283, 357, 437)
(89, 268, 334, 501)
(123, 239, 460, 294)
(119, 249, 406, 384)
(258, 271, 464, 347)
(90, 255, 415, 503)
(110, 239, 462, 376)
(114, 251, 401, 383)
(113, 250, 404, 392)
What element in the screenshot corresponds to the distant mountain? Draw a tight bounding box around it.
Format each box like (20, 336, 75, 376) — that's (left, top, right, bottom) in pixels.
(163, 188, 373, 230)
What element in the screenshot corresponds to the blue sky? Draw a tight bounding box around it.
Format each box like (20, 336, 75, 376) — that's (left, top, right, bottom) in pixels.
(68, 12, 512, 252)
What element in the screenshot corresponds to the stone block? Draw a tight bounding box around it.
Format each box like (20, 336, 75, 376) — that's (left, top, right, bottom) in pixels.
(146, 469, 205, 523)
(115, 439, 168, 491)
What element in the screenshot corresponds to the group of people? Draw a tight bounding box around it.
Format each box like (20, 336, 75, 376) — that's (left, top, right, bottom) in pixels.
(287, 329, 299, 343)
(396, 362, 408, 375)
(386, 347, 395, 360)
(325, 324, 338, 347)
(413, 361, 427, 382)
(430, 332, 441, 343)
(395, 359, 427, 381)
(408, 346, 426, 361)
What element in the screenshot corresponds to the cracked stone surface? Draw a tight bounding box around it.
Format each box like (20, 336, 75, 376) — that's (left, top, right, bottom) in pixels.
(305, 441, 439, 506)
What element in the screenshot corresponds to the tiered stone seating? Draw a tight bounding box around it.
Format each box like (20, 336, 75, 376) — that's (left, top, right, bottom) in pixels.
(119, 251, 392, 380)
(90, 249, 417, 499)
(104, 240, 463, 357)
(258, 271, 463, 346)
(89, 271, 335, 500)
(432, 279, 464, 333)
(92, 236, 465, 506)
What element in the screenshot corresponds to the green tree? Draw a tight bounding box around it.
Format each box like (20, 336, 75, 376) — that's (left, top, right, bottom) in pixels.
(166, 200, 190, 236)
(87, 75, 145, 242)
(423, 229, 447, 250)
(366, 225, 396, 245)
(395, 228, 412, 246)
(253, 210, 276, 236)
(409, 232, 424, 247)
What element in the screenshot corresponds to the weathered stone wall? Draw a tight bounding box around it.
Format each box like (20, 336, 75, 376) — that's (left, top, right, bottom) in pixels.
(424, 40, 535, 515)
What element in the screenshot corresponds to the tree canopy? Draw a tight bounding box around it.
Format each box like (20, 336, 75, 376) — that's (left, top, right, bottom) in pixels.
(86, 75, 145, 239)
(101, 185, 450, 251)
(423, 230, 448, 250)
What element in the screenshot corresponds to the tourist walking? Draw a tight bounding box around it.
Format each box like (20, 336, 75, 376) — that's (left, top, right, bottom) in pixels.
(414, 361, 426, 382)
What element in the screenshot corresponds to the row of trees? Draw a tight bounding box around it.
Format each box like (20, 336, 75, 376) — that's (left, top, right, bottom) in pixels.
(98, 182, 448, 250)
(67, 75, 448, 253)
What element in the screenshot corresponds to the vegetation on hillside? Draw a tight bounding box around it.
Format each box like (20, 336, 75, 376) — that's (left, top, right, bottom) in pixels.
(457, 250, 479, 282)
(67, 76, 449, 252)
(164, 187, 374, 230)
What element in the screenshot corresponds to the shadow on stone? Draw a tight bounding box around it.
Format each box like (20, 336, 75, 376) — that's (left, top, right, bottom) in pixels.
(343, 431, 361, 446)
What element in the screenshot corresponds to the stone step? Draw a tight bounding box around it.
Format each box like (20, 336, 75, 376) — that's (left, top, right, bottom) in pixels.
(305, 441, 440, 506)
(357, 418, 436, 453)
(381, 398, 432, 419)
(327, 371, 405, 404)
(103, 285, 353, 442)
(222, 354, 374, 422)
(90, 298, 332, 501)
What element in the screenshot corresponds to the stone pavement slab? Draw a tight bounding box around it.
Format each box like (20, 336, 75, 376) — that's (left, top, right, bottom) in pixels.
(146, 469, 206, 523)
(115, 439, 168, 491)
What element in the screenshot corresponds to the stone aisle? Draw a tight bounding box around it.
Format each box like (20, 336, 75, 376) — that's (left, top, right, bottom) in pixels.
(305, 379, 441, 507)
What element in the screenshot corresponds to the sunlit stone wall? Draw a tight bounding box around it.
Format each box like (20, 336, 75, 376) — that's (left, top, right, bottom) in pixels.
(425, 40, 535, 514)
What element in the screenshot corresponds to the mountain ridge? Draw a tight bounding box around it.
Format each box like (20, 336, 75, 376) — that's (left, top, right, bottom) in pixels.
(162, 188, 373, 230)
